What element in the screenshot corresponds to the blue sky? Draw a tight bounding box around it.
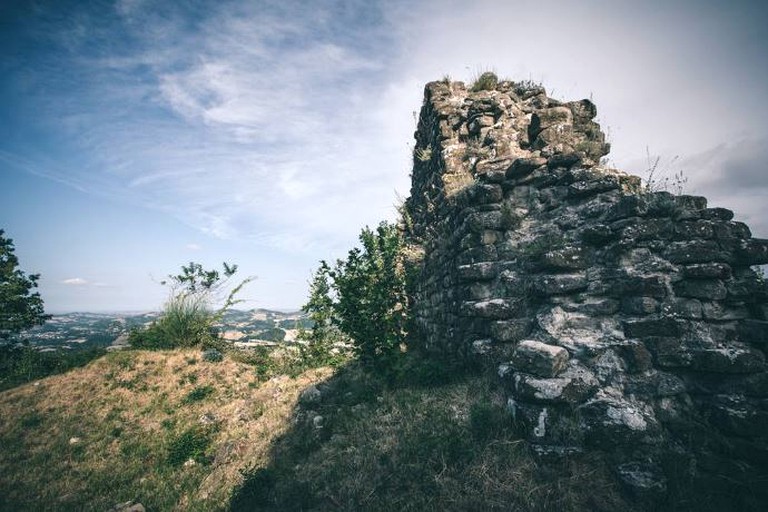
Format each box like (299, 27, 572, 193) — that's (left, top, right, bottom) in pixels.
(1, 0, 767, 312)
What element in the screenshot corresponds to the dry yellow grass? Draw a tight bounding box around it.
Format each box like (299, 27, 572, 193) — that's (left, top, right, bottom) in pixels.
(0, 349, 332, 511)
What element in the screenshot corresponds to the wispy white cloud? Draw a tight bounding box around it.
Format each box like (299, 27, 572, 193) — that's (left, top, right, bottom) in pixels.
(61, 278, 88, 286)
(185, 243, 202, 251)
(11, 0, 407, 258)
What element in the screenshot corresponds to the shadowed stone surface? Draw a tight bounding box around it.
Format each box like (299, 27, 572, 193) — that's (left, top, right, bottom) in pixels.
(404, 77, 768, 508)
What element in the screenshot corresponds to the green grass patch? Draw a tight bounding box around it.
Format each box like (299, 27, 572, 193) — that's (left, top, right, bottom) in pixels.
(167, 426, 214, 466)
(182, 385, 214, 404)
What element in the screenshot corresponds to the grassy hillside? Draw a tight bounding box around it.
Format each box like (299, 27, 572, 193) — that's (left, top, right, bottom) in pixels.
(0, 349, 331, 511)
(0, 349, 637, 512)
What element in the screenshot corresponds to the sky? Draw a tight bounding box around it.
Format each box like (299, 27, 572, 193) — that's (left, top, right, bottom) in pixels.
(1, 0, 767, 313)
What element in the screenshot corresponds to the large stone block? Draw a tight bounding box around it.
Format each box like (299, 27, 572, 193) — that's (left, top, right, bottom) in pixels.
(674, 194, 708, 212)
(665, 240, 728, 264)
(700, 207, 734, 221)
(705, 395, 768, 438)
(579, 391, 661, 447)
(541, 246, 588, 270)
(490, 319, 533, 342)
(512, 362, 598, 403)
(691, 346, 765, 374)
(624, 371, 687, 397)
(620, 218, 675, 241)
(562, 297, 620, 316)
(466, 211, 503, 232)
(567, 177, 620, 198)
(644, 336, 695, 368)
(712, 221, 751, 241)
(623, 317, 687, 338)
(533, 274, 588, 295)
(682, 263, 732, 280)
(622, 297, 660, 315)
(673, 279, 727, 300)
(529, 106, 573, 137)
(736, 238, 768, 266)
(467, 183, 503, 204)
(456, 244, 498, 265)
(673, 220, 715, 240)
(461, 298, 524, 319)
(506, 157, 547, 179)
(510, 340, 570, 378)
(457, 262, 497, 281)
(701, 302, 749, 321)
(610, 275, 668, 298)
(660, 298, 702, 319)
(580, 224, 615, 246)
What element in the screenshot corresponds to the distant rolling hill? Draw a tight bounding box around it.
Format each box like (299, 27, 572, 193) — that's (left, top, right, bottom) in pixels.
(19, 309, 311, 352)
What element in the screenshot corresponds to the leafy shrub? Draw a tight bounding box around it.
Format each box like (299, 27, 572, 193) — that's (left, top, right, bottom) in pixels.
(305, 222, 412, 369)
(201, 348, 223, 362)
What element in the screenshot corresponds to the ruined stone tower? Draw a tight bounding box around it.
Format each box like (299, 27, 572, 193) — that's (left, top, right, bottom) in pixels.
(404, 77, 768, 508)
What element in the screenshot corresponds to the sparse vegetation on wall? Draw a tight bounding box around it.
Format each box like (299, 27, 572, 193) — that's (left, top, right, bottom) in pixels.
(470, 71, 499, 92)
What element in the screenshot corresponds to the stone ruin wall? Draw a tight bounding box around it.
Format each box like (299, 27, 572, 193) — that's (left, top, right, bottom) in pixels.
(404, 79, 768, 506)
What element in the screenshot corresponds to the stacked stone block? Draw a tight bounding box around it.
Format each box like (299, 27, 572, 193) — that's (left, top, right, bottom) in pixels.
(405, 79, 768, 507)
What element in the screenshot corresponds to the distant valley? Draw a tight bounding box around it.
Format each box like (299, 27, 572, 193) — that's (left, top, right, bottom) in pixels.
(20, 309, 311, 352)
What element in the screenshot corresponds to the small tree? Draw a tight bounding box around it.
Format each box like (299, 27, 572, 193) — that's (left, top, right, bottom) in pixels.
(0, 230, 50, 342)
(130, 262, 252, 349)
(304, 222, 410, 369)
(300, 261, 345, 364)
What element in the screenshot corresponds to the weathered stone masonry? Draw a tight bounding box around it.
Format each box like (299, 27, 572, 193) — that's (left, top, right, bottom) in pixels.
(405, 79, 768, 507)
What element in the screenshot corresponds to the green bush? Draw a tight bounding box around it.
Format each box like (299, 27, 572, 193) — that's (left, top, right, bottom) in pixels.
(201, 348, 223, 362)
(305, 222, 412, 370)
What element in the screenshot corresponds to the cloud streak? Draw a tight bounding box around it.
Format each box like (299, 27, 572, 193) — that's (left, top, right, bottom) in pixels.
(6, 0, 409, 256)
(61, 278, 88, 286)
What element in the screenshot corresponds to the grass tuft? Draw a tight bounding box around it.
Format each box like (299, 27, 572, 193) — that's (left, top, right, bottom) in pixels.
(470, 71, 499, 92)
(182, 384, 214, 404)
